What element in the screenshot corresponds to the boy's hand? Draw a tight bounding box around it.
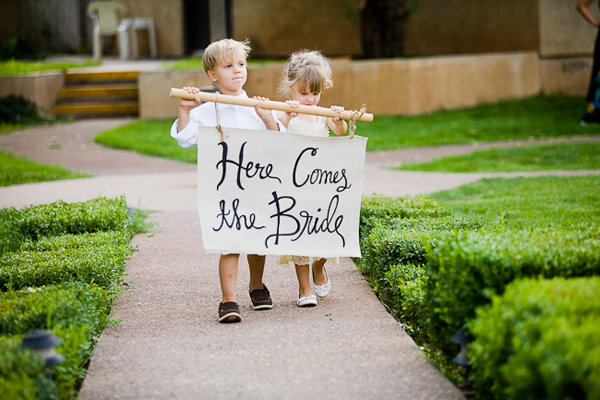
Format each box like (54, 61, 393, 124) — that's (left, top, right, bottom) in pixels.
(179, 86, 202, 110)
(176, 87, 202, 132)
(253, 96, 279, 131)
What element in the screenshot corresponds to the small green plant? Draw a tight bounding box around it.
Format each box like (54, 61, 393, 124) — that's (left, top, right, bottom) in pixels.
(0, 36, 46, 61)
(0, 95, 43, 123)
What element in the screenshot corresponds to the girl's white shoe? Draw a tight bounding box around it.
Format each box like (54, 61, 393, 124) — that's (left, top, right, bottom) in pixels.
(313, 267, 331, 298)
(297, 294, 318, 307)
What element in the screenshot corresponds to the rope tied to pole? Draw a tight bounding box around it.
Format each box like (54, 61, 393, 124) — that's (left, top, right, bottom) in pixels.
(348, 104, 367, 139)
(214, 93, 228, 142)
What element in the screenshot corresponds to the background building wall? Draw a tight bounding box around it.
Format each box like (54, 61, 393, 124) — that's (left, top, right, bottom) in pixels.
(1, 0, 596, 60)
(539, 0, 596, 57)
(2, 0, 82, 53)
(232, 0, 362, 58)
(404, 0, 539, 56)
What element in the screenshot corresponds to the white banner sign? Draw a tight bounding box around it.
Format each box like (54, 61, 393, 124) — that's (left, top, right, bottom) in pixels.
(196, 127, 367, 257)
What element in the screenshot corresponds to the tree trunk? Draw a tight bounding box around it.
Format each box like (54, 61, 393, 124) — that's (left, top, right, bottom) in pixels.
(360, 0, 409, 58)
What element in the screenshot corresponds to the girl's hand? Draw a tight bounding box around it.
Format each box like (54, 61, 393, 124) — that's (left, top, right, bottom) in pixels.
(327, 105, 348, 136)
(330, 105, 345, 122)
(285, 100, 300, 118)
(179, 86, 202, 110)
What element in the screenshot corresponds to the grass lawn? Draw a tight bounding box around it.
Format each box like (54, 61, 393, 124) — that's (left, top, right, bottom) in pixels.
(0, 151, 90, 186)
(95, 119, 197, 163)
(397, 141, 600, 172)
(364, 95, 599, 150)
(430, 174, 600, 231)
(94, 96, 600, 163)
(0, 59, 100, 75)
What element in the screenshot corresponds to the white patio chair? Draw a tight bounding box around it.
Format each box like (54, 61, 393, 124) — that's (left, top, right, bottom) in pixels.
(87, 0, 157, 60)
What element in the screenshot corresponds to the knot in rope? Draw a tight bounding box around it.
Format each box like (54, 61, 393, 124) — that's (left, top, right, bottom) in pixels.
(348, 104, 367, 139)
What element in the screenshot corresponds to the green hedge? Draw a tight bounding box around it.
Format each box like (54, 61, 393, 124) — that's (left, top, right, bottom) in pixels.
(0, 282, 113, 399)
(0, 196, 137, 399)
(469, 277, 600, 400)
(359, 194, 446, 239)
(0, 197, 130, 253)
(0, 231, 131, 291)
(425, 230, 600, 353)
(0, 337, 57, 400)
(357, 195, 484, 343)
(362, 216, 484, 275)
(382, 263, 428, 338)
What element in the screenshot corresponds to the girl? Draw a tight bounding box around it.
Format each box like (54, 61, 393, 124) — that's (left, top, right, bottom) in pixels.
(276, 50, 348, 307)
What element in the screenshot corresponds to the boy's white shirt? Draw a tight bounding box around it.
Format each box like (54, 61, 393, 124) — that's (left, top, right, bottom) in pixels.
(170, 90, 284, 148)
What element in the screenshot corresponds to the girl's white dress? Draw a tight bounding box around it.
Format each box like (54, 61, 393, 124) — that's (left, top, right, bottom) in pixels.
(277, 116, 340, 267)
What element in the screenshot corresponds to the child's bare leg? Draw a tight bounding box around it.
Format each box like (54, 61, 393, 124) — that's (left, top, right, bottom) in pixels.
(219, 254, 239, 303)
(295, 263, 313, 298)
(247, 254, 266, 291)
(312, 258, 328, 286)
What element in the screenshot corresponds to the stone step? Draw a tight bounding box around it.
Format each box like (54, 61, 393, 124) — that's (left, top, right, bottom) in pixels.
(64, 70, 139, 83)
(54, 71, 140, 118)
(58, 84, 138, 99)
(52, 101, 139, 117)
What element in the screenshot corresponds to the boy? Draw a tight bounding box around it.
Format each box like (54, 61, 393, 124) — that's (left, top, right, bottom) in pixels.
(170, 39, 281, 323)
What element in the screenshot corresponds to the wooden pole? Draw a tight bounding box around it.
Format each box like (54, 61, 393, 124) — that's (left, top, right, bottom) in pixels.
(169, 88, 374, 122)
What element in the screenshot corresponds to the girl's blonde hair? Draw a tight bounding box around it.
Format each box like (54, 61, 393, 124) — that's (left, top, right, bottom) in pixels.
(202, 39, 251, 73)
(281, 50, 333, 97)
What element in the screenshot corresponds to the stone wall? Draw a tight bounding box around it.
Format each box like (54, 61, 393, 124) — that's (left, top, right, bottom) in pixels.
(0, 73, 64, 116)
(140, 52, 542, 119)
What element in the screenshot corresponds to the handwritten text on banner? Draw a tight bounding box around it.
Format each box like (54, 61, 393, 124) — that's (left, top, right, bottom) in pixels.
(196, 127, 367, 257)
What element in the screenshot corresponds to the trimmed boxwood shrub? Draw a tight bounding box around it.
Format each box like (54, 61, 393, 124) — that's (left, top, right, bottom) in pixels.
(0, 196, 140, 398)
(362, 216, 484, 276)
(358, 196, 484, 344)
(0, 282, 113, 399)
(359, 194, 446, 240)
(383, 263, 428, 338)
(469, 277, 600, 400)
(0, 337, 57, 400)
(426, 230, 600, 354)
(0, 196, 130, 253)
(0, 231, 131, 291)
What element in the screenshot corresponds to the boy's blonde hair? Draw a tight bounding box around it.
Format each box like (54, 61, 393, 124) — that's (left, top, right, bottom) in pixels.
(281, 50, 333, 97)
(202, 39, 251, 73)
